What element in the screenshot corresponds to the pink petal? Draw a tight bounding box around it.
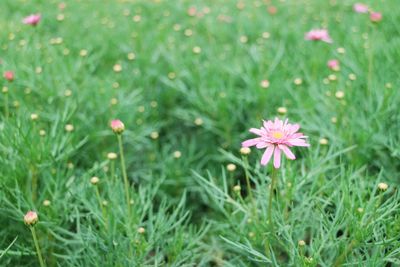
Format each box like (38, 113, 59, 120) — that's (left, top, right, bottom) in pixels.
(249, 128, 264, 136)
(290, 133, 305, 139)
(289, 124, 300, 134)
(256, 142, 269, 149)
(274, 117, 283, 128)
(279, 145, 296, 160)
(261, 145, 274, 165)
(242, 138, 261, 147)
(288, 139, 310, 147)
(273, 146, 281, 168)
(263, 120, 273, 130)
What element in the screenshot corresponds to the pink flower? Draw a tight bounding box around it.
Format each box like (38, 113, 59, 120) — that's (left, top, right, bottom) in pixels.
(187, 6, 197, 16)
(58, 2, 67, 10)
(353, 3, 368, 13)
(305, 29, 333, 43)
(370, 12, 382, 22)
(327, 59, 340, 71)
(110, 119, 125, 134)
(3, 71, 14, 82)
(22, 14, 41, 26)
(24, 211, 38, 226)
(242, 118, 309, 168)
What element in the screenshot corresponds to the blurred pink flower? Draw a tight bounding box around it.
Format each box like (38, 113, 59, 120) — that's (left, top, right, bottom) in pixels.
(353, 3, 368, 13)
(23, 14, 41, 26)
(327, 59, 339, 70)
(267, 6, 277, 15)
(242, 118, 309, 168)
(58, 2, 67, 10)
(187, 6, 197, 16)
(3, 71, 14, 82)
(305, 29, 332, 43)
(370, 12, 382, 22)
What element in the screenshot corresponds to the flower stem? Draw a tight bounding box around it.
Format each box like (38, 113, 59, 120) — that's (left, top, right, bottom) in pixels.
(4, 93, 9, 119)
(265, 168, 277, 259)
(367, 24, 374, 97)
(30, 227, 45, 267)
(110, 161, 115, 183)
(268, 168, 277, 230)
(95, 186, 108, 230)
(31, 165, 38, 202)
(117, 134, 131, 218)
(116, 134, 134, 258)
(243, 156, 256, 215)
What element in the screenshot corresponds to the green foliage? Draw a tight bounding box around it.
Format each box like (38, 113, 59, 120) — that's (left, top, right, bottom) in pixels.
(0, 0, 399, 266)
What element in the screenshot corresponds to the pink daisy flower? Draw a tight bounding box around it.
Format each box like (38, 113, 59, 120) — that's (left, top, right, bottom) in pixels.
(327, 59, 339, 70)
(22, 14, 41, 26)
(370, 12, 382, 22)
(353, 3, 369, 13)
(305, 29, 333, 43)
(242, 118, 309, 168)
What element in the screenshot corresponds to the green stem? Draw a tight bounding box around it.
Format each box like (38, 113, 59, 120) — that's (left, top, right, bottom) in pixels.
(4, 93, 9, 119)
(31, 165, 38, 202)
(243, 156, 256, 215)
(30, 227, 45, 267)
(117, 134, 134, 257)
(367, 25, 374, 97)
(268, 168, 277, 230)
(110, 161, 115, 184)
(117, 134, 131, 217)
(95, 186, 108, 230)
(265, 168, 278, 259)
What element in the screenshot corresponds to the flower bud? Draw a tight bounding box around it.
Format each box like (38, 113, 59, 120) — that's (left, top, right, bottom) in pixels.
(319, 138, 328, 145)
(233, 185, 241, 192)
(240, 147, 251, 155)
(370, 12, 382, 23)
(24, 211, 38, 226)
(260, 79, 270, 89)
(65, 124, 74, 132)
(30, 113, 39, 121)
(378, 182, 388, 191)
(90, 176, 100, 185)
(107, 152, 117, 160)
(227, 163, 236, 172)
(277, 107, 287, 114)
(3, 71, 14, 82)
(173, 150, 182, 158)
(110, 119, 125, 134)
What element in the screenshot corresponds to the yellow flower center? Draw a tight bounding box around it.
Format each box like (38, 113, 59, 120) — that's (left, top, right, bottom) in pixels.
(272, 131, 284, 139)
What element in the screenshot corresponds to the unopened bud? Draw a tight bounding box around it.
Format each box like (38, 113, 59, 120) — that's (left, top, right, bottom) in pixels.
(110, 119, 125, 134)
(240, 147, 251, 155)
(24, 211, 38, 226)
(107, 152, 117, 160)
(227, 163, 236, 172)
(378, 182, 388, 191)
(90, 176, 100, 185)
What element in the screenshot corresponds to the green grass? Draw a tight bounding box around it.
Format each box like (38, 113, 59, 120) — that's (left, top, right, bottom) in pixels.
(1, 0, 400, 266)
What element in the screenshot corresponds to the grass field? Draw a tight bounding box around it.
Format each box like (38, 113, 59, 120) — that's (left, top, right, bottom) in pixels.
(1, 0, 400, 266)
